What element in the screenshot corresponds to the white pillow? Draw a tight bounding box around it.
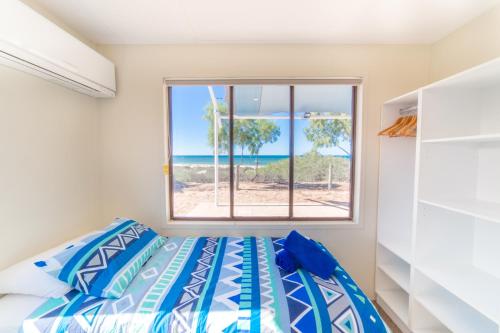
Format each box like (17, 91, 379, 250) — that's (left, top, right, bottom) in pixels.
(0, 231, 99, 298)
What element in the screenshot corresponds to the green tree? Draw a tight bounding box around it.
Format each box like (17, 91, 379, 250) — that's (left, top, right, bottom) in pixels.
(203, 103, 254, 157)
(303, 115, 351, 155)
(203, 102, 230, 153)
(245, 120, 280, 178)
(204, 103, 280, 178)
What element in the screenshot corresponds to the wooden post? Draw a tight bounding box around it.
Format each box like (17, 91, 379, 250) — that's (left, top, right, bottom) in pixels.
(209, 86, 219, 206)
(328, 163, 332, 190)
(236, 165, 240, 190)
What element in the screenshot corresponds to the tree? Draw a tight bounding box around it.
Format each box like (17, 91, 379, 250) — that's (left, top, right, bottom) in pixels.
(204, 103, 255, 158)
(245, 120, 280, 178)
(203, 102, 230, 153)
(303, 115, 351, 155)
(204, 103, 280, 179)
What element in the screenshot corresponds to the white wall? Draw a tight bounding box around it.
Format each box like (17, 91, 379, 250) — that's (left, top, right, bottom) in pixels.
(0, 66, 102, 269)
(98, 44, 431, 297)
(430, 3, 500, 80)
(3, 1, 500, 299)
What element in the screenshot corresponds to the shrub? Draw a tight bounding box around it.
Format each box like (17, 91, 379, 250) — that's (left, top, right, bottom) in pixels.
(173, 152, 350, 184)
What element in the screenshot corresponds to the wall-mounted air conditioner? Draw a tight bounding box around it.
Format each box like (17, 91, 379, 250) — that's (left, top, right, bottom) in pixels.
(0, 0, 116, 98)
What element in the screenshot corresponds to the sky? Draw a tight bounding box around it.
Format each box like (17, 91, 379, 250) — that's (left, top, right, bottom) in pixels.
(171, 85, 351, 156)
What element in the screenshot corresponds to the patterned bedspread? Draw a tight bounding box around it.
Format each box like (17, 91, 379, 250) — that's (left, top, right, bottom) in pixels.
(22, 237, 389, 333)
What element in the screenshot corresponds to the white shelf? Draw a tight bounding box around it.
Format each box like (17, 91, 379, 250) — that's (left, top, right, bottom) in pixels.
(419, 198, 500, 224)
(422, 57, 500, 91)
(417, 265, 500, 323)
(376, 289, 409, 325)
(416, 291, 497, 333)
(384, 89, 419, 106)
(378, 263, 410, 293)
(422, 133, 500, 144)
(378, 240, 411, 264)
(379, 57, 500, 333)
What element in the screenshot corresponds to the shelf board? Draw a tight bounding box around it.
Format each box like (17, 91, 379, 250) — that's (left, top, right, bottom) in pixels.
(416, 291, 496, 333)
(378, 263, 410, 293)
(378, 240, 411, 264)
(384, 90, 419, 106)
(419, 198, 500, 224)
(422, 57, 500, 91)
(422, 133, 500, 144)
(416, 265, 500, 323)
(376, 289, 409, 325)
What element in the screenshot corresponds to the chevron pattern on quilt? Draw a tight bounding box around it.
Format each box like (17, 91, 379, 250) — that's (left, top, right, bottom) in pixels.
(137, 237, 197, 314)
(282, 271, 314, 333)
(333, 307, 360, 333)
(257, 237, 279, 332)
(23, 237, 390, 333)
(75, 224, 143, 293)
(169, 237, 218, 332)
(272, 237, 317, 333)
(214, 237, 243, 311)
(75, 300, 106, 330)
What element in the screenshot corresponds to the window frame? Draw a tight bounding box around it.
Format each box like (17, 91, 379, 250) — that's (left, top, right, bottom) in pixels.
(164, 78, 362, 223)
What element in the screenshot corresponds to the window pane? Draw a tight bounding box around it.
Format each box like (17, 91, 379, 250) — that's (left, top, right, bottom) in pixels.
(171, 85, 230, 217)
(233, 85, 290, 217)
(293, 85, 353, 218)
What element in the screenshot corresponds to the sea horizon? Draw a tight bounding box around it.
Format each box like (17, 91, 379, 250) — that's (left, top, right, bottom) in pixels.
(173, 154, 349, 166)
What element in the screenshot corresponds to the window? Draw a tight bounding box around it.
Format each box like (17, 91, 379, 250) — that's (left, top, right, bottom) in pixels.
(166, 80, 358, 221)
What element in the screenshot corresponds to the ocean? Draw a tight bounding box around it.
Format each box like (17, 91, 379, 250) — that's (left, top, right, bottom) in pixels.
(173, 155, 349, 166)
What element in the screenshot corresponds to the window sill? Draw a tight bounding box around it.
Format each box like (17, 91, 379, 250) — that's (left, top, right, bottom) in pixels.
(163, 219, 361, 231)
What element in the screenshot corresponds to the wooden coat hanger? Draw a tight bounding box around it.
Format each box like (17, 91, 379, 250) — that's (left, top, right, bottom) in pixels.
(378, 104, 418, 138)
(378, 117, 405, 136)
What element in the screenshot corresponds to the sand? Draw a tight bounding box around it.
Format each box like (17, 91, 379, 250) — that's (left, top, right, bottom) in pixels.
(172, 181, 350, 217)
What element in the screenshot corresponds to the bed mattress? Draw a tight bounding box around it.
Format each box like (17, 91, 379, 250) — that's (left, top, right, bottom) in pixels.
(0, 294, 46, 333)
(12, 237, 389, 332)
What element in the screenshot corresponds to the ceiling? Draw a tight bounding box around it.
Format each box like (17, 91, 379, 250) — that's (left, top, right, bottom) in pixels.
(234, 85, 352, 117)
(29, 0, 500, 44)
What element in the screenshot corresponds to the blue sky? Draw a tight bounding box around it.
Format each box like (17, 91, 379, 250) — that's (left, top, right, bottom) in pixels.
(171, 86, 351, 156)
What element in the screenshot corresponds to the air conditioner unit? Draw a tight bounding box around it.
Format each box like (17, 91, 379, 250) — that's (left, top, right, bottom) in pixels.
(0, 0, 116, 98)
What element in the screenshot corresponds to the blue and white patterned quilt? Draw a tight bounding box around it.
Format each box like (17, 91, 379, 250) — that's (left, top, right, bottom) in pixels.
(22, 237, 390, 333)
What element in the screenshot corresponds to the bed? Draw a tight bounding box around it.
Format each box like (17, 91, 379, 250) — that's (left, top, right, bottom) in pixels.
(2, 236, 389, 332)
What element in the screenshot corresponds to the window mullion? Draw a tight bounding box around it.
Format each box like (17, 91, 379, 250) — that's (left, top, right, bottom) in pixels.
(229, 86, 235, 219)
(289, 86, 294, 219)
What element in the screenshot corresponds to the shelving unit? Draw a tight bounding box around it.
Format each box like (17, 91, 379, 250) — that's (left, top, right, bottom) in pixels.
(421, 133, 500, 144)
(419, 198, 500, 224)
(377, 57, 500, 332)
(376, 89, 417, 332)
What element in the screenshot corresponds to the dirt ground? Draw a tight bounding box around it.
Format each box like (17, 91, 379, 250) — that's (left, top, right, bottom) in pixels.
(173, 181, 350, 216)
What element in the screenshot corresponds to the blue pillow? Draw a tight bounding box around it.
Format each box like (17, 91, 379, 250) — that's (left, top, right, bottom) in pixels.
(35, 218, 165, 298)
(275, 248, 300, 273)
(284, 230, 338, 280)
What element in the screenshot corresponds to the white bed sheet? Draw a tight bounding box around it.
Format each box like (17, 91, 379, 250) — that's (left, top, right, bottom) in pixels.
(0, 294, 46, 333)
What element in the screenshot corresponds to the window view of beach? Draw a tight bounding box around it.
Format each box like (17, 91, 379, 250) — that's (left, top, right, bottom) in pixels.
(233, 85, 290, 217)
(293, 85, 353, 218)
(169, 84, 354, 219)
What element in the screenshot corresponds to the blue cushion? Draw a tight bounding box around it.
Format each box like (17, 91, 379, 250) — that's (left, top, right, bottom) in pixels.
(284, 230, 338, 279)
(36, 218, 165, 299)
(275, 248, 300, 273)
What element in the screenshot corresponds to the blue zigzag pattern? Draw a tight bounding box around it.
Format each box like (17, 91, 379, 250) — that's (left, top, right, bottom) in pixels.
(169, 237, 218, 332)
(75, 225, 145, 294)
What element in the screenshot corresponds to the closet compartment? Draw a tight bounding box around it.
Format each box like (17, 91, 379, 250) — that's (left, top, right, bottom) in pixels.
(418, 140, 500, 223)
(377, 244, 410, 293)
(415, 203, 500, 325)
(411, 299, 452, 333)
(377, 90, 418, 263)
(420, 59, 500, 141)
(413, 270, 499, 333)
(376, 269, 410, 332)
